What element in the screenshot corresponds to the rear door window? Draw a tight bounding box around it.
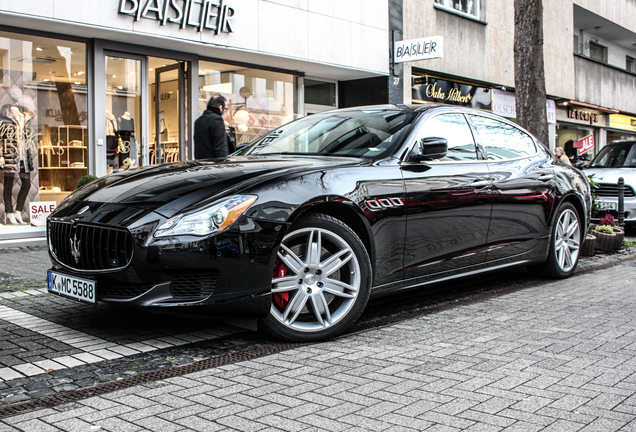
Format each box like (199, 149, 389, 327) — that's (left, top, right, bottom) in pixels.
(468, 115, 537, 160)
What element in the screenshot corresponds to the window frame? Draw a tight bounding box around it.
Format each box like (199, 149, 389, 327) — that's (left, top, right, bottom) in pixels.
(588, 41, 608, 63)
(627, 56, 635, 73)
(433, 0, 481, 20)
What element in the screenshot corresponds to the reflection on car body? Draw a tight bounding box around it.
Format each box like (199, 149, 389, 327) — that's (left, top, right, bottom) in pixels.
(47, 105, 591, 342)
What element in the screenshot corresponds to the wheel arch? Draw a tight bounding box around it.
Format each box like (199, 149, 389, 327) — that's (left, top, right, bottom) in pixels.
(289, 199, 376, 270)
(555, 193, 589, 235)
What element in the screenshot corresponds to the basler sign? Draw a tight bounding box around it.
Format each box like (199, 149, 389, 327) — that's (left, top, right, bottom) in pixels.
(394, 37, 443, 63)
(118, 0, 235, 34)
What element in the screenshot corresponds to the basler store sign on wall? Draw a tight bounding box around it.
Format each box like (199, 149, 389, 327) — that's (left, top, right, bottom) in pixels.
(118, 0, 235, 34)
(394, 37, 443, 63)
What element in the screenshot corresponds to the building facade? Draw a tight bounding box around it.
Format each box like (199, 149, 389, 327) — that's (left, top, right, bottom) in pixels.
(0, 0, 389, 242)
(396, 0, 636, 165)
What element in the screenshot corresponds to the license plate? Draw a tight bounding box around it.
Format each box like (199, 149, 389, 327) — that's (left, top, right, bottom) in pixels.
(599, 201, 617, 211)
(48, 271, 96, 304)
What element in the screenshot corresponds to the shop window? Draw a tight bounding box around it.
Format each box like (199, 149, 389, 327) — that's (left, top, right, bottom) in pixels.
(557, 126, 595, 166)
(305, 79, 336, 107)
(0, 31, 87, 228)
(627, 56, 635, 73)
(198, 61, 297, 148)
(589, 41, 608, 63)
(434, 0, 480, 19)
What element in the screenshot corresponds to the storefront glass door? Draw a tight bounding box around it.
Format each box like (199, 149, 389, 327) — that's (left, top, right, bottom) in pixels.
(150, 59, 186, 165)
(104, 54, 188, 172)
(104, 54, 142, 174)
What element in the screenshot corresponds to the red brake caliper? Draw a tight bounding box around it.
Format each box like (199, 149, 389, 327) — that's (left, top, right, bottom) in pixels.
(273, 255, 290, 310)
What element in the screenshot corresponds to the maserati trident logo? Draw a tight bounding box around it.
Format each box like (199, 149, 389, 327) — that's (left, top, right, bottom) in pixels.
(70, 234, 81, 264)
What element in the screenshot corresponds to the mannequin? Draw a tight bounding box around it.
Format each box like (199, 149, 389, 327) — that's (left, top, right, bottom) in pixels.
(0, 104, 33, 225)
(106, 110, 119, 172)
(117, 111, 135, 168)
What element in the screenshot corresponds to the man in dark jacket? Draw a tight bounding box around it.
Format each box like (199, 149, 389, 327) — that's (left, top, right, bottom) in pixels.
(194, 95, 229, 159)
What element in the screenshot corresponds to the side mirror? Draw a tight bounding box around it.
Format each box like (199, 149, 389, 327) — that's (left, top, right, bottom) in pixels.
(411, 137, 448, 161)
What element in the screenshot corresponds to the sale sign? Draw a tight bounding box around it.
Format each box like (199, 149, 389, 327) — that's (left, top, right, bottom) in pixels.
(30, 201, 57, 227)
(574, 134, 594, 155)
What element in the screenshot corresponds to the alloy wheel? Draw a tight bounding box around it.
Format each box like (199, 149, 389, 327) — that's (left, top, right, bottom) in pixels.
(270, 227, 361, 333)
(554, 208, 580, 272)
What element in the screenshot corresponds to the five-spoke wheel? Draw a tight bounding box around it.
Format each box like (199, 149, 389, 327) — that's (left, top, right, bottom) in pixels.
(263, 213, 371, 341)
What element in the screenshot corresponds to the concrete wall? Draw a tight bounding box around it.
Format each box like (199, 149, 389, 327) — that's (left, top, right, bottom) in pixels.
(575, 55, 636, 114)
(574, 0, 636, 33)
(0, 0, 389, 79)
(401, 0, 575, 100)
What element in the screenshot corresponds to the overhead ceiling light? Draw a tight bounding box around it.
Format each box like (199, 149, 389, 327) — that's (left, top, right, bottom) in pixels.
(112, 75, 117, 78)
(117, 86, 123, 89)
(43, 78, 50, 82)
(36, 47, 43, 51)
(77, 71, 84, 75)
(74, 81, 80, 85)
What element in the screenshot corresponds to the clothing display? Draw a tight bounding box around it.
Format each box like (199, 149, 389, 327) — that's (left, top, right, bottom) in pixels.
(0, 104, 35, 225)
(117, 113, 135, 160)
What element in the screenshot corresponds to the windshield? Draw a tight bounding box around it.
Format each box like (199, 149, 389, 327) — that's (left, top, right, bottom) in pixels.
(240, 109, 417, 159)
(589, 143, 636, 168)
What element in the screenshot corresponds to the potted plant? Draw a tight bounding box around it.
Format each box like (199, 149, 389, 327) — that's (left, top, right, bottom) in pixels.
(580, 232, 597, 256)
(599, 214, 625, 250)
(594, 214, 622, 251)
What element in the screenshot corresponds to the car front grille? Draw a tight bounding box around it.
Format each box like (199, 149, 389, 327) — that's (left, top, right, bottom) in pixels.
(171, 272, 219, 300)
(49, 221, 134, 271)
(596, 183, 636, 198)
(99, 284, 155, 299)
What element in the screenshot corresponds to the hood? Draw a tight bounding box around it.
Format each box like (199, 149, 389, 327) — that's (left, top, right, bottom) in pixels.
(584, 167, 636, 185)
(65, 155, 361, 218)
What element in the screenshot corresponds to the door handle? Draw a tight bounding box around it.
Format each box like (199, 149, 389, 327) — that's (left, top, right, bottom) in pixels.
(539, 174, 554, 182)
(470, 180, 490, 188)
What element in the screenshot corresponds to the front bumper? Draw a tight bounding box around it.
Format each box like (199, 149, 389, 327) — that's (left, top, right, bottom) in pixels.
(48, 216, 285, 319)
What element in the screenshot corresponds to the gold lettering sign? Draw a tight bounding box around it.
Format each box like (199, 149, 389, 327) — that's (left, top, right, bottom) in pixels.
(424, 82, 472, 104)
(568, 108, 598, 124)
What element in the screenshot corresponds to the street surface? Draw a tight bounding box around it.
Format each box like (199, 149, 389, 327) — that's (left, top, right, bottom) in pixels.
(0, 245, 635, 431)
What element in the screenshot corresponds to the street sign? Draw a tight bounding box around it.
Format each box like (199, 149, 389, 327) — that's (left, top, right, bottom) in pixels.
(394, 36, 443, 63)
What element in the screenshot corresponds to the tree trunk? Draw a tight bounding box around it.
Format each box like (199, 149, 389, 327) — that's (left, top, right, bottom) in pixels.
(514, 0, 548, 145)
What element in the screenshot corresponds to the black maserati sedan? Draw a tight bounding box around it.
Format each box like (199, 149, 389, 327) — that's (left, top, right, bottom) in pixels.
(47, 105, 591, 342)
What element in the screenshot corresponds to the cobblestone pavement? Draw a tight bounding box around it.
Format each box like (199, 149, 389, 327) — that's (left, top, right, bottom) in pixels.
(0, 246, 635, 430)
(1, 258, 636, 430)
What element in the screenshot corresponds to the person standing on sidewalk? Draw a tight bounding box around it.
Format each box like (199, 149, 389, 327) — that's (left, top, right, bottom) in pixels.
(555, 146, 572, 166)
(194, 95, 230, 160)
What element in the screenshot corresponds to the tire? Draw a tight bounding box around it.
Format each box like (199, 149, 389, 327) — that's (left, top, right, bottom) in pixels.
(539, 202, 582, 279)
(262, 213, 372, 342)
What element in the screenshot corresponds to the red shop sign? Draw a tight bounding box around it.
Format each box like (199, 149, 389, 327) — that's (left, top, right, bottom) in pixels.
(574, 134, 594, 155)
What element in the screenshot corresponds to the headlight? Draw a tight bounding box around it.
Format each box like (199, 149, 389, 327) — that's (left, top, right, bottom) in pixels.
(153, 195, 257, 238)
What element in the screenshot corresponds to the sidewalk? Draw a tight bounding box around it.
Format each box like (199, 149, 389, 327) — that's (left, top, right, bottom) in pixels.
(1, 254, 636, 431)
